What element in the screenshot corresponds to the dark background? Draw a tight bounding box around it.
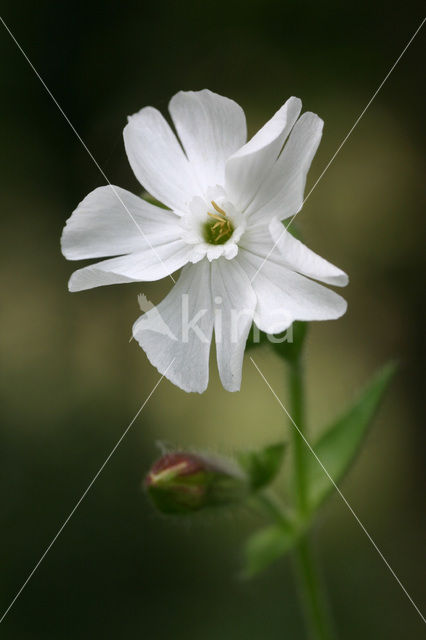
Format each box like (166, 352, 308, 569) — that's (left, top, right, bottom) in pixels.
(0, 1, 425, 638)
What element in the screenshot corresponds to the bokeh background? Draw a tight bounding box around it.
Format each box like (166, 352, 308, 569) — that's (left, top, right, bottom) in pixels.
(0, 1, 425, 638)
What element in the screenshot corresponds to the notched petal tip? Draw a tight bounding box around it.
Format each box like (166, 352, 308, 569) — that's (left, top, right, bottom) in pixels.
(60, 227, 71, 260)
(125, 105, 157, 124)
(287, 95, 303, 109)
(222, 379, 242, 393)
(133, 333, 209, 394)
(67, 272, 81, 293)
(299, 110, 324, 132)
(267, 218, 349, 289)
(331, 295, 348, 319)
(336, 272, 349, 287)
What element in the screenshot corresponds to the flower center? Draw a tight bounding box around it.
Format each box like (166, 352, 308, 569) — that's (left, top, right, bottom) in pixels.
(203, 201, 234, 245)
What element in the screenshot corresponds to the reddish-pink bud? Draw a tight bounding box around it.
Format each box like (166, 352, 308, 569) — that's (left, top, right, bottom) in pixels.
(145, 451, 248, 515)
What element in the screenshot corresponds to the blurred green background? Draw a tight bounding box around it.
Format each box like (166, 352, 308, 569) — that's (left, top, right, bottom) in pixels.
(0, 1, 425, 638)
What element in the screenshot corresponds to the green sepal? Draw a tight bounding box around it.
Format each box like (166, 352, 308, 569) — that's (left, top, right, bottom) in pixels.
(242, 523, 298, 578)
(245, 322, 307, 362)
(140, 191, 169, 210)
(147, 470, 212, 515)
(302, 362, 397, 511)
(238, 442, 287, 491)
(270, 321, 307, 364)
(245, 324, 270, 351)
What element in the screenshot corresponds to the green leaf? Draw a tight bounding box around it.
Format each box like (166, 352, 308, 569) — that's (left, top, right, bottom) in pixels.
(242, 524, 298, 578)
(305, 362, 396, 510)
(238, 443, 286, 491)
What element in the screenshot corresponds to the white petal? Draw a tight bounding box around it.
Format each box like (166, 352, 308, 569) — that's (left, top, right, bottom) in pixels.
(269, 218, 349, 287)
(68, 240, 191, 291)
(133, 260, 213, 393)
(237, 248, 347, 334)
(225, 97, 302, 212)
(61, 185, 184, 260)
(239, 221, 279, 257)
(211, 258, 256, 392)
(246, 112, 323, 223)
(123, 107, 200, 212)
(169, 89, 247, 193)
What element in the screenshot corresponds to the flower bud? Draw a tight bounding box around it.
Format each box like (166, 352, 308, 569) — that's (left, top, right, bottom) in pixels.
(145, 451, 249, 515)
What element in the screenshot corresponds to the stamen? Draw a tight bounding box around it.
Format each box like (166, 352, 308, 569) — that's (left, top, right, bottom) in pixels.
(211, 200, 227, 215)
(207, 212, 225, 222)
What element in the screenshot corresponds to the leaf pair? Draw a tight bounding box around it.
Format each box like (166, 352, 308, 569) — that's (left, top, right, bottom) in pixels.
(243, 363, 396, 577)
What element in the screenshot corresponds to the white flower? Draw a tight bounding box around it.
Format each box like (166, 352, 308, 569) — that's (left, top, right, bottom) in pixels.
(61, 89, 348, 393)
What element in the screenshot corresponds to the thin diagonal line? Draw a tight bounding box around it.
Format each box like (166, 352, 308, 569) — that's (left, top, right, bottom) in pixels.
(0, 362, 173, 625)
(249, 356, 426, 624)
(250, 16, 425, 284)
(0, 15, 175, 284)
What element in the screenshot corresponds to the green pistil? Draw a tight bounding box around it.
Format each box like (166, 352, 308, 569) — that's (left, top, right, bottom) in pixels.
(203, 201, 234, 245)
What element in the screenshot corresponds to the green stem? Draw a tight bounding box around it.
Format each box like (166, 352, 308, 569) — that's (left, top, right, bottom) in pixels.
(288, 356, 335, 640)
(294, 536, 334, 640)
(288, 358, 308, 515)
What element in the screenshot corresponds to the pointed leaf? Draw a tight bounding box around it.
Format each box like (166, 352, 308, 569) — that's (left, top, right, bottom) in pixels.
(238, 442, 286, 491)
(242, 524, 298, 578)
(306, 363, 396, 510)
